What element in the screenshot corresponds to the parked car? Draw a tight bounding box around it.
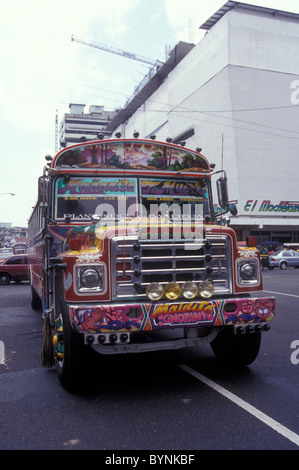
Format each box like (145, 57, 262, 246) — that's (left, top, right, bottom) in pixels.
(0, 254, 29, 284)
(0, 247, 14, 261)
(268, 250, 299, 269)
(13, 244, 27, 254)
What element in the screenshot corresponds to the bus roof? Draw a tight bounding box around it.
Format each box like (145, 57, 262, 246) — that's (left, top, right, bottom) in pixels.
(51, 139, 210, 174)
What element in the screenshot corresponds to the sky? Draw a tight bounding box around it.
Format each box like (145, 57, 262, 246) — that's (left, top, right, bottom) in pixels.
(1, 0, 299, 227)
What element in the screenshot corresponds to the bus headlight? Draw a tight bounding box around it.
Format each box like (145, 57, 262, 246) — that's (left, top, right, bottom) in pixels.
(81, 268, 100, 288)
(76, 263, 106, 293)
(198, 280, 214, 298)
(237, 259, 259, 286)
(240, 263, 255, 280)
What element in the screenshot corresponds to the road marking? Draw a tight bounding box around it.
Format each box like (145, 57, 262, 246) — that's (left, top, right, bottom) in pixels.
(263, 290, 299, 299)
(179, 364, 299, 448)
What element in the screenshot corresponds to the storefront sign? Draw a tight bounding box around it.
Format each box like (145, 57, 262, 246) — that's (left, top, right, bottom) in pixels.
(244, 200, 299, 213)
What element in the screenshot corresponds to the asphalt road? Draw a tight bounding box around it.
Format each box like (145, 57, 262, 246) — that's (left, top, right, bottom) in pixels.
(0, 269, 298, 453)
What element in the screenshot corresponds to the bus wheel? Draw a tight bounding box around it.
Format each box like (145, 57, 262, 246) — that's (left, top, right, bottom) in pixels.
(54, 300, 88, 391)
(211, 330, 261, 367)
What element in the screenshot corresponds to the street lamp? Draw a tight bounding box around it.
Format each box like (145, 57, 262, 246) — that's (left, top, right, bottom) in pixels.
(0, 193, 15, 196)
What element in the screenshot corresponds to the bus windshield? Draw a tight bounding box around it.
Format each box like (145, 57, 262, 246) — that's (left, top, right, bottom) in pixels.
(139, 178, 209, 219)
(54, 176, 210, 221)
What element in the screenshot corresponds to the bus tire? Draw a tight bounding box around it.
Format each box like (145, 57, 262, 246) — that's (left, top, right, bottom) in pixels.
(211, 330, 262, 367)
(55, 299, 88, 391)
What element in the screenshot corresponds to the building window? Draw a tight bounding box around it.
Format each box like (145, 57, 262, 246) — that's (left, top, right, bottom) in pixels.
(172, 128, 195, 144)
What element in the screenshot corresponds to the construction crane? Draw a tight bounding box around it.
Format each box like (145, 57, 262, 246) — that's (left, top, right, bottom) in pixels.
(71, 35, 163, 68)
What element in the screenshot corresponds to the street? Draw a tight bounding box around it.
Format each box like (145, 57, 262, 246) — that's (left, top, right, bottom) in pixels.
(0, 269, 298, 452)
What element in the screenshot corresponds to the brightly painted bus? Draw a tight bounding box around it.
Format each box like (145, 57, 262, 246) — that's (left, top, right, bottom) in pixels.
(28, 137, 275, 390)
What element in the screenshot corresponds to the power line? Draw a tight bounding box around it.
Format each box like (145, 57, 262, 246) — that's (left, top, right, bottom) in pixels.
(2, 63, 299, 140)
(169, 111, 299, 140)
(2, 62, 298, 117)
(170, 109, 299, 137)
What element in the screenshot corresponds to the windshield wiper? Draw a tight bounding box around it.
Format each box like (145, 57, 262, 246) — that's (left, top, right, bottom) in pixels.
(176, 172, 208, 199)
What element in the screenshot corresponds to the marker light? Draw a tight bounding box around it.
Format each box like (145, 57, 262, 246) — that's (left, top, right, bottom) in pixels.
(198, 280, 214, 299)
(146, 282, 164, 301)
(181, 281, 198, 299)
(164, 282, 181, 300)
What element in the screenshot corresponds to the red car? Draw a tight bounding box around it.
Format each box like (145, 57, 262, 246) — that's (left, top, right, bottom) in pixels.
(0, 254, 29, 285)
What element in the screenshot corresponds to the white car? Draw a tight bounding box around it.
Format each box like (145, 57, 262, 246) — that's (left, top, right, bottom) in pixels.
(268, 250, 299, 269)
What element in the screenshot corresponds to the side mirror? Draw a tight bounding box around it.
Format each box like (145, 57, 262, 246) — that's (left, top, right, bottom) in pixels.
(38, 176, 47, 205)
(217, 176, 229, 210)
(216, 174, 238, 216)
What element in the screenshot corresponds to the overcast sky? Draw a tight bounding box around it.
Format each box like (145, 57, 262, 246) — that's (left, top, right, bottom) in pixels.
(1, 0, 299, 227)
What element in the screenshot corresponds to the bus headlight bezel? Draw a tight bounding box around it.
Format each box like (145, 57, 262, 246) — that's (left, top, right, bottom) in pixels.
(237, 258, 260, 286)
(75, 263, 106, 294)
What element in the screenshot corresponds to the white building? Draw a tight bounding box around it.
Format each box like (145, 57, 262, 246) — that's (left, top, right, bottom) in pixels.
(106, 1, 299, 244)
(59, 103, 117, 146)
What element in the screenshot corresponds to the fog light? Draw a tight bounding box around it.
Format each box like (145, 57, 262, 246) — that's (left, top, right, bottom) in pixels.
(198, 280, 214, 298)
(182, 281, 198, 299)
(236, 326, 245, 334)
(146, 282, 164, 300)
(164, 282, 181, 300)
(120, 333, 129, 343)
(98, 334, 106, 344)
(109, 334, 118, 343)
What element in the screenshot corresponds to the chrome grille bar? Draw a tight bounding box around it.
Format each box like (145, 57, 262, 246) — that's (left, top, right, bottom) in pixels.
(111, 235, 231, 300)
